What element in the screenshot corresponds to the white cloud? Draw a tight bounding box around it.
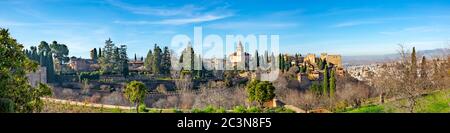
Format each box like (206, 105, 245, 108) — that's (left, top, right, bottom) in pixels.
(157, 15, 230, 25)
(108, 0, 234, 25)
(317, 8, 376, 17)
(332, 20, 380, 28)
(106, 0, 202, 16)
(114, 14, 231, 25)
(206, 21, 298, 30)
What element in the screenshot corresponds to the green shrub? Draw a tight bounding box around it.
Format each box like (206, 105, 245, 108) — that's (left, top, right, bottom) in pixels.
(79, 71, 100, 81)
(171, 108, 183, 113)
(191, 108, 203, 113)
(111, 107, 122, 113)
(216, 107, 227, 113)
(203, 105, 216, 113)
(191, 105, 227, 113)
(265, 107, 295, 113)
(0, 98, 15, 113)
(138, 104, 148, 113)
(148, 108, 163, 113)
(232, 105, 247, 113)
(247, 106, 262, 113)
(347, 105, 384, 113)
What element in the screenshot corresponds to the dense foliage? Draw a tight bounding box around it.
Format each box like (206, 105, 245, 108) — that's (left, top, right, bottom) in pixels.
(0, 28, 52, 112)
(124, 81, 147, 113)
(246, 80, 276, 107)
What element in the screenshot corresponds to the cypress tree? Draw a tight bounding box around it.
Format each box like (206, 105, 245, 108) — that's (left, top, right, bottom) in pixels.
(47, 53, 55, 82)
(39, 52, 45, 66)
(255, 50, 259, 67)
(120, 45, 129, 77)
(420, 56, 427, 79)
(322, 64, 329, 97)
(330, 69, 336, 98)
(162, 46, 171, 74)
(98, 48, 102, 58)
(144, 49, 153, 71)
(152, 45, 162, 75)
(411, 47, 417, 78)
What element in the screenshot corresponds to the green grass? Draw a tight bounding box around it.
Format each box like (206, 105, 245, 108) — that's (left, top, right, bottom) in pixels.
(415, 90, 450, 113)
(156, 77, 172, 80)
(345, 105, 385, 113)
(344, 89, 450, 113)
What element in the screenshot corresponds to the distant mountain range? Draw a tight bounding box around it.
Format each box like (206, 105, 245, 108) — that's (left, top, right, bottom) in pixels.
(343, 48, 449, 66)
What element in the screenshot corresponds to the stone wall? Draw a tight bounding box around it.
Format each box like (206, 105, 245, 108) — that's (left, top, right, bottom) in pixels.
(304, 54, 316, 64)
(27, 66, 47, 87)
(326, 55, 342, 68)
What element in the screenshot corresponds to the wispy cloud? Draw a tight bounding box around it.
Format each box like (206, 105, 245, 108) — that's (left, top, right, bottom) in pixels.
(109, 0, 234, 25)
(268, 9, 304, 17)
(332, 20, 381, 28)
(207, 21, 298, 30)
(106, 0, 202, 16)
(114, 14, 232, 25)
(316, 8, 376, 17)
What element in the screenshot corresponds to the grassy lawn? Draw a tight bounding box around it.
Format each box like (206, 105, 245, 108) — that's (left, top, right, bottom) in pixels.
(42, 101, 179, 113)
(342, 89, 450, 113)
(345, 105, 385, 113)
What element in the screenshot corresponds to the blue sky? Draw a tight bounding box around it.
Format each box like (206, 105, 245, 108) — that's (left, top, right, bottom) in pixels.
(1, 0, 450, 58)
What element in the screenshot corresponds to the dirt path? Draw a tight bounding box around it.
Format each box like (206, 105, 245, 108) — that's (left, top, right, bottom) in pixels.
(42, 97, 313, 113)
(41, 97, 178, 112)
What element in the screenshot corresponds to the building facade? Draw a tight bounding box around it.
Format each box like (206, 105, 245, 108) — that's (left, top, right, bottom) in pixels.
(229, 41, 250, 70)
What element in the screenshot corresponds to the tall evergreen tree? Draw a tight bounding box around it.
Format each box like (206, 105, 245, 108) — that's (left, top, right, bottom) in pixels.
(112, 47, 122, 73)
(254, 50, 259, 68)
(90, 48, 98, 62)
(119, 45, 128, 77)
(322, 64, 329, 97)
(50, 41, 69, 75)
(329, 69, 336, 98)
(39, 52, 45, 68)
(30, 46, 38, 61)
(38, 41, 51, 55)
(411, 47, 417, 78)
(98, 48, 102, 58)
(144, 49, 153, 71)
(46, 53, 55, 82)
(152, 44, 162, 74)
(278, 54, 283, 71)
(180, 44, 194, 71)
(99, 38, 116, 73)
(195, 54, 204, 79)
(420, 56, 427, 79)
(162, 46, 171, 74)
(36, 41, 55, 82)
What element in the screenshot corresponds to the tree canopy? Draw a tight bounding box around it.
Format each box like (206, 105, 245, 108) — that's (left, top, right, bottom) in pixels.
(246, 80, 276, 108)
(0, 28, 52, 112)
(124, 81, 147, 113)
